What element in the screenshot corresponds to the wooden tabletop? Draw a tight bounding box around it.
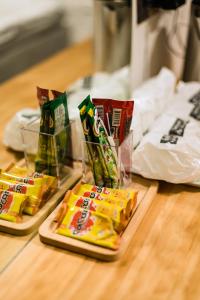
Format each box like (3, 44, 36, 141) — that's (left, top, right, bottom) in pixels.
(0, 40, 200, 300)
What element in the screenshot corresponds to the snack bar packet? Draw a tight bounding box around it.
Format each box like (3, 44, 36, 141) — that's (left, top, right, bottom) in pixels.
(61, 191, 127, 233)
(0, 179, 43, 215)
(55, 205, 120, 250)
(35, 89, 71, 176)
(37, 86, 49, 107)
(48, 91, 70, 175)
(78, 95, 104, 186)
(7, 165, 57, 203)
(92, 99, 134, 145)
(79, 95, 120, 188)
(35, 87, 50, 173)
(51, 90, 63, 99)
(0, 169, 45, 186)
(78, 183, 137, 216)
(73, 183, 134, 218)
(87, 99, 119, 188)
(0, 190, 27, 223)
(8, 165, 57, 189)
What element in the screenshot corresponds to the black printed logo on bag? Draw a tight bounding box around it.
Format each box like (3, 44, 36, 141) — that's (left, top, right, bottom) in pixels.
(160, 134, 179, 144)
(169, 118, 189, 136)
(188, 90, 200, 104)
(190, 103, 200, 121)
(160, 118, 189, 144)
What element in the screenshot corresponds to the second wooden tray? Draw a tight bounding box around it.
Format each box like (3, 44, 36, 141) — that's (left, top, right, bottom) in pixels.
(39, 175, 159, 261)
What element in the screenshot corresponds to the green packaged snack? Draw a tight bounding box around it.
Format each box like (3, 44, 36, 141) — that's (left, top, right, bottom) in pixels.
(35, 87, 50, 173)
(78, 96, 104, 186)
(35, 90, 70, 177)
(78, 96, 119, 188)
(86, 101, 119, 188)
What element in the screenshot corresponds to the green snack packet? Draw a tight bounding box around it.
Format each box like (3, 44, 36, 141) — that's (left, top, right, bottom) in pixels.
(86, 101, 119, 188)
(35, 87, 50, 173)
(35, 90, 70, 177)
(78, 96, 104, 186)
(47, 91, 70, 176)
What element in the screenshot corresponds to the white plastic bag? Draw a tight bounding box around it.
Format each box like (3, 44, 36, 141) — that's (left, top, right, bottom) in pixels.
(133, 112, 200, 183)
(131, 67, 176, 147)
(3, 108, 40, 152)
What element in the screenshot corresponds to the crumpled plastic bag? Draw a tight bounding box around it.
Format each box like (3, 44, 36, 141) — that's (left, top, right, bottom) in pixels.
(131, 67, 176, 147)
(3, 108, 40, 152)
(132, 82, 200, 183)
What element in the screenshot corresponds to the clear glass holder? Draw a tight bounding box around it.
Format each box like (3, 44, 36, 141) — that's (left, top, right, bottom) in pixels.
(20, 117, 74, 186)
(81, 132, 133, 189)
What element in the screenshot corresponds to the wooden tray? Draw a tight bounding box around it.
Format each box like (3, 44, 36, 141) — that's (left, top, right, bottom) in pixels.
(0, 169, 81, 236)
(39, 175, 159, 261)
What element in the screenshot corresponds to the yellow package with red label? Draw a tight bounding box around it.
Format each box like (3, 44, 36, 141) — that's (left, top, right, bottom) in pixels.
(0, 190, 27, 223)
(7, 166, 57, 191)
(55, 205, 120, 250)
(0, 179, 42, 215)
(73, 183, 137, 218)
(0, 168, 57, 207)
(62, 191, 127, 233)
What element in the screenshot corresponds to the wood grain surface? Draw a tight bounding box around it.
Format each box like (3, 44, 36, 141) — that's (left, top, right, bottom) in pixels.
(0, 40, 200, 300)
(0, 184, 200, 300)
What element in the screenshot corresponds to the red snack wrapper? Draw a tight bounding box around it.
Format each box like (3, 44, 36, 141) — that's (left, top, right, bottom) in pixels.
(51, 90, 63, 99)
(37, 86, 49, 106)
(92, 99, 134, 145)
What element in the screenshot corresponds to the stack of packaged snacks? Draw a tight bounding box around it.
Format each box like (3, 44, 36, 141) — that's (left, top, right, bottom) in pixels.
(92, 98, 134, 177)
(0, 166, 57, 223)
(78, 95, 119, 188)
(0, 190, 27, 223)
(53, 183, 138, 250)
(35, 87, 71, 177)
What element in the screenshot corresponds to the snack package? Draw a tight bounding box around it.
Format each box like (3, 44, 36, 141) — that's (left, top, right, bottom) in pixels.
(35, 89, 71, 176)
(78, 95, 104, 186)
(0, 168, 57, 209)
(77, 183, 137, 215)
(51, 90, 63, 99)
(92, 99, 134, 173)
(37, 86, 49, 107)
(8, 165, 58, 198)
(0, 190, 27, 223)
(0, 179, 43, 215)
(79, 96, 119, 188)
(92, 98, 134, 145)
(55, 205, 120, 250)
(35, 87, 50, 172)
(61, 191, 127, 233)
(0, 169, 44, 186)
(87, 99, 119, 188)
(73, 183, 135, 218)
(8, 165, 57, 187)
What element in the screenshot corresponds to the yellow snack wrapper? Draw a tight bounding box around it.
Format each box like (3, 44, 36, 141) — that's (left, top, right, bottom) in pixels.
(0, 179, 42, 216)
(55, 205, 120, 250)
(8, 166, 57, 190)
(62, 191, 126, 233)
(0, 189, 27, 223)
(73, 183, 137, 218)
(4, 165, 57, 207)
(0, 169, 44, 186)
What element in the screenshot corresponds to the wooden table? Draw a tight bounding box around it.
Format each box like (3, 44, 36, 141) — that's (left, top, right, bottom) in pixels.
(0, 40, 200, 300)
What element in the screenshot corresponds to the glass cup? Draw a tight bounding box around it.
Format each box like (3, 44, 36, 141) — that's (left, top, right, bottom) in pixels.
(21, 117, 74, 186)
